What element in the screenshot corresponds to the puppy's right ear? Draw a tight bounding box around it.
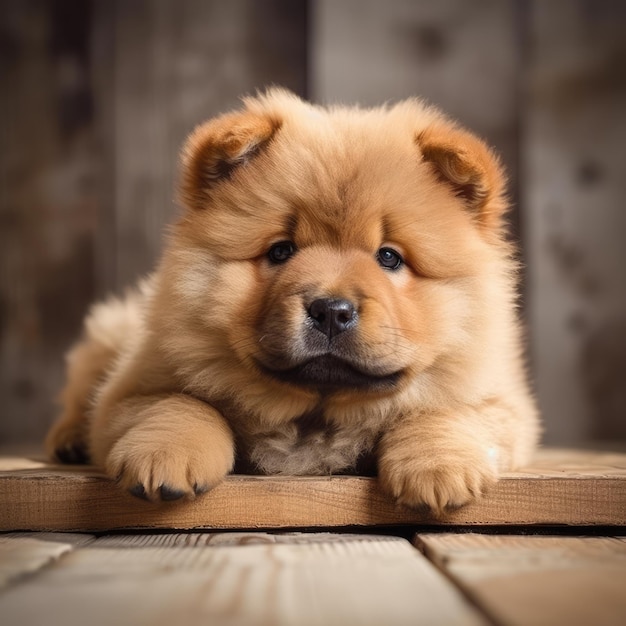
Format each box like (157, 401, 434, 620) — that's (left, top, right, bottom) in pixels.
(180, 109, 281, 209)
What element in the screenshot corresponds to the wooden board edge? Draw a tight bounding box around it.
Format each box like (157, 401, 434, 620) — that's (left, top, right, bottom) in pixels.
(1, 473, 625, 531)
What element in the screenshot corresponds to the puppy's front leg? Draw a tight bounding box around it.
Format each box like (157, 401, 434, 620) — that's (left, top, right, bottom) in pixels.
(92, 394, 235, 502)
(377, 402, 517, 516)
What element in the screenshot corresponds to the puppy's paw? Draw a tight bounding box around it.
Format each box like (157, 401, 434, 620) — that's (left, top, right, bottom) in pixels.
(378, 450, 498, 516)
(106, 427, 234, 503)
(45, 417, 90, 464)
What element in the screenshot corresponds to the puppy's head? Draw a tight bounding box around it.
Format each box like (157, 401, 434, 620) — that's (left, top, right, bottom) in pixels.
(165, 89, 512, 413)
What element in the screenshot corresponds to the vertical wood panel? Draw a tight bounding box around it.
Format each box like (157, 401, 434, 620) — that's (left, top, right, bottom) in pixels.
(524, 0, 626, 443)
(0, 0, 98, 444)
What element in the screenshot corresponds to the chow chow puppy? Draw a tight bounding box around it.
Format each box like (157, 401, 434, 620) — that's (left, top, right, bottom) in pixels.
(46, 88, 539, 515)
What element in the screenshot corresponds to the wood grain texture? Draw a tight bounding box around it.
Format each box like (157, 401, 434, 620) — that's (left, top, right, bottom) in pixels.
(0, 449, 624, 531)
(0, 0, 99, 444)
(524, 0, 626, 444)
(0, 536, 486, 626)
(92, 532, 403, 548)
(416, 533, 626, 626)
(0, 533, 93, 588)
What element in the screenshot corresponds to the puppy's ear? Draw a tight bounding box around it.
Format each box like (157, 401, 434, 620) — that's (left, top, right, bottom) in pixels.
(417, 122, 507, 230)
(180, 109, 281, 209)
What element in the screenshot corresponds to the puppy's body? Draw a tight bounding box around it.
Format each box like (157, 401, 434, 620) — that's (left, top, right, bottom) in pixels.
(47, 90, 539, 514)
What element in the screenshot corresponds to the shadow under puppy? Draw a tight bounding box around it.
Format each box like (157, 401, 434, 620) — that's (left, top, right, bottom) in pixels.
(46, 89, 540, 515)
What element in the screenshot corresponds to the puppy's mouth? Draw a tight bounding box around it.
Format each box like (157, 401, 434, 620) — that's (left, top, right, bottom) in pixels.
(258, 354, 402, 391)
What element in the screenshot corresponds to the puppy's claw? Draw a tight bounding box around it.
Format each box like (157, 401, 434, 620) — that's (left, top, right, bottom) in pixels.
(129, 483, 150, 501)
(159, 484, 186, 501)
(55, 443, 89, 465)
(193, 483, 210, 496)
(444, 501, 465, 513)
(410, 502, 433, 516)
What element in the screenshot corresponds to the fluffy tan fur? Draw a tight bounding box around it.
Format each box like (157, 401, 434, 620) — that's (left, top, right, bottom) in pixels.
(46, 89, 539, 515)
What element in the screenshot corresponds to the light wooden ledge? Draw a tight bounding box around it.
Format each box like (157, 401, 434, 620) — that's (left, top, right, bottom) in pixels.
(0, 449, 625, 532)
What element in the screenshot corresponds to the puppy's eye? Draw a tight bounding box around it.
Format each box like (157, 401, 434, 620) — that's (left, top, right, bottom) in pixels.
(268, 241, 296, 264)
(377, 247, 403, 270)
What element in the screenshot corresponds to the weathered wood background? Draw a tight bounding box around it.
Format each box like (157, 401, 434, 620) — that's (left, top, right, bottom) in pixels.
(1, 0, 625, 446)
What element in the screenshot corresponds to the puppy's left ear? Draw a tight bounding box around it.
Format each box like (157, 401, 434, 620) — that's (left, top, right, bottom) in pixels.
(417, 122, 507, 230)
(180, 109, 281, 209)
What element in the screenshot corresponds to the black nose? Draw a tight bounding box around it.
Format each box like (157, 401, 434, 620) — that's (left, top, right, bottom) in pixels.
(308, 298, 357, 339)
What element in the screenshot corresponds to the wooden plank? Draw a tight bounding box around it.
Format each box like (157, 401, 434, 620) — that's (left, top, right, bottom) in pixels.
(416, 533, 626, 626)
(0, 533, 93, 588)
(0, 449, 624, 531)
(0, 536, 486, 626)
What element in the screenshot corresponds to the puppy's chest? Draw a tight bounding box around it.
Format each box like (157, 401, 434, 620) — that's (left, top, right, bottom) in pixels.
(237, 409, 379, 476)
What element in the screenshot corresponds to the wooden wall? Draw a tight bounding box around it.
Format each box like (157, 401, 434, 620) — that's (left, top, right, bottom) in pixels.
(1, 0, 624, 446)
(523, 1, 626, 444)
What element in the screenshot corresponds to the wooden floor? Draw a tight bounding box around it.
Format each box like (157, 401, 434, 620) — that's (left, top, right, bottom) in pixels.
(2, 530, 626, 625)
(1, 449, 626, 625)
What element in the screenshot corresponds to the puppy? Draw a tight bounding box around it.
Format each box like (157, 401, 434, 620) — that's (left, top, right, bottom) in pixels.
(46, 89, 540, 514)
